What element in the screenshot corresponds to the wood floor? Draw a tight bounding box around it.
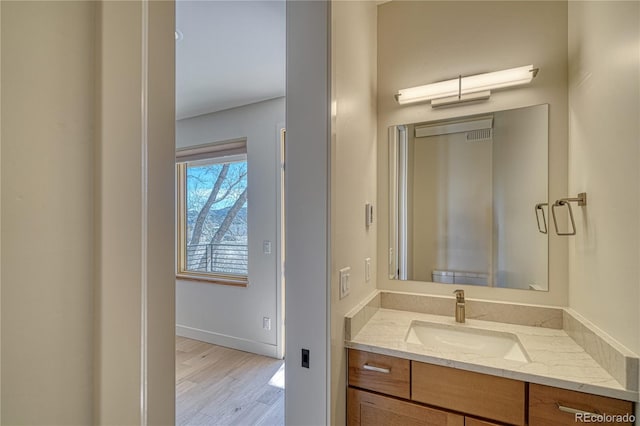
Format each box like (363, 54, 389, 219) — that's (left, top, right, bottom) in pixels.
(176, 336, 285, 426)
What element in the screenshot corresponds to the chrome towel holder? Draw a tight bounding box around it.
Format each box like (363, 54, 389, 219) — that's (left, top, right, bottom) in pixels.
(551, 192, 587, 236)
(535, 203, 548, 234)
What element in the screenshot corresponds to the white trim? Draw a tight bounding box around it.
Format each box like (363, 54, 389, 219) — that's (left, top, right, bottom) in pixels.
(388, 126, 398, 279)
(275, 122, 285, 360)
(139, 1, 149, 425)
(0, 1, 3, 417)
(325, 6, 332, 420)
(398, 125, 408, 280)
(176, 325, 280, 359)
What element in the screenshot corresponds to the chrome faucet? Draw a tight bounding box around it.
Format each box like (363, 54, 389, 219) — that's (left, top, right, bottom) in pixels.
(453, 289, 465, 323)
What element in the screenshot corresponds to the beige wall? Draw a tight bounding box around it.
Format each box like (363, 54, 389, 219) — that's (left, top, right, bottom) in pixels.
(330, 1, 377, 425)
(1, 2, 96, 424)
(567, 1, 640, 354)
(1, 2, 176, 424)
(377, 1, 568, 305)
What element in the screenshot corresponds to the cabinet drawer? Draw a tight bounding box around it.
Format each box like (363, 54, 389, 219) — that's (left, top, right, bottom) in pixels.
(348, 349, 410, 399)
(347, 387, 464, 426)
(412, 362, 526, 425)
(529, 384, 634, 425)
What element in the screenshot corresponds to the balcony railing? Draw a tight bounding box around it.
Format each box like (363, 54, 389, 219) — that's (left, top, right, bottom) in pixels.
(186, 242, 248, 275)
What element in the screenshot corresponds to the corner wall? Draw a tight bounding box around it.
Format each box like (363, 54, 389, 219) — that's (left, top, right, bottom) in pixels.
(377, 1, 569, 306)
(567, 1, 640, 354)
(1, 2, 177, 424)
(285, 1, 331, 424)
(175, 97, 284, 358)
(330, 1, 377, 425)
(95, 1, 176, 424)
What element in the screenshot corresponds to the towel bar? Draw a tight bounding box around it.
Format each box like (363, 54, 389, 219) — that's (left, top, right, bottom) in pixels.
(551, 193, 587, 236)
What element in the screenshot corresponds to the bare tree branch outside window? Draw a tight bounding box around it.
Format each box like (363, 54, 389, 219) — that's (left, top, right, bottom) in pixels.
(185, 158, 248, 275)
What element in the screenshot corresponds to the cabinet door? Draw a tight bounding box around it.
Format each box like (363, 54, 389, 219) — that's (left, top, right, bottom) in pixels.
(347, 387, 464, 426)
(465, 417, 502, 426)
(412, 362, 526, 425)
(529, 384, 634, 426)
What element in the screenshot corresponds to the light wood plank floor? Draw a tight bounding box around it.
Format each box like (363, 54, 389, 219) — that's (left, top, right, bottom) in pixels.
(176, 336, 284, 426)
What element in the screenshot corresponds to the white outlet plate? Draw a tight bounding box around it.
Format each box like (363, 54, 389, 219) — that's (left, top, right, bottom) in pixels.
(365, 258, 371, 282)
(339, 267, 351, 299)
(263, 317, 271, 330)
(263, 240, 272, 254)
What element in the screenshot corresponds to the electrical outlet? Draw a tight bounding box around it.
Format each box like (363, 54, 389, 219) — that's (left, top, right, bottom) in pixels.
(339, 267, 351, 299)
(263, 317, 271, 330)
(365, 258, 371, 282)
(263, 240, 272, 254)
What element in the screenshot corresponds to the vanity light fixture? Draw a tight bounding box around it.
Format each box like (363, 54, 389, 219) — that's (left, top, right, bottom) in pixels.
(395, 65, 538, 107)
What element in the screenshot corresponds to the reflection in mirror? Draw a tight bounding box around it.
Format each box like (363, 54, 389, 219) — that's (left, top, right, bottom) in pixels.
(389, 104, 549, 291)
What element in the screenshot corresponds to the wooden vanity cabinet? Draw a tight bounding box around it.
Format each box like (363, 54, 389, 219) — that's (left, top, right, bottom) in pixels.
(348, 349, 518, 425)
(347, 349, 635, 426)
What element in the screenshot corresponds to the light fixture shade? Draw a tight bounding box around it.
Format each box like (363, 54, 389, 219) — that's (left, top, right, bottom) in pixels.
(396, 65, 536, 105)
(396, 79, 460, 105)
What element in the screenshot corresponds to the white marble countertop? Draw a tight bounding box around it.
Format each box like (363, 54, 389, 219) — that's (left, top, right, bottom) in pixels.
(346, 308, 639, 402)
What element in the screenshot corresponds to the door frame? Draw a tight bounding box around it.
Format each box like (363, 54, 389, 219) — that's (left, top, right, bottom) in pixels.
(97, 0, 332, 425)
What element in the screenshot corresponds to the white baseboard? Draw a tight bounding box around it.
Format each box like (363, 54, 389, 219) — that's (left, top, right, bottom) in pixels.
(176, 324, 280, 359)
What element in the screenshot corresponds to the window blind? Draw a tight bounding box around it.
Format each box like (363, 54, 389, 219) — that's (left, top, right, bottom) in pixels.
(176, 138, 247, 163)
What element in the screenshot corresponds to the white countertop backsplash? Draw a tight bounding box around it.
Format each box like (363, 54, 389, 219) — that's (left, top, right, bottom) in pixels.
(345, 291, 639, 402)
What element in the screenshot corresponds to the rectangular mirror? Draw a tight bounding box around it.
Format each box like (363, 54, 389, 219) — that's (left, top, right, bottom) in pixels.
(389, 104, 549, 291)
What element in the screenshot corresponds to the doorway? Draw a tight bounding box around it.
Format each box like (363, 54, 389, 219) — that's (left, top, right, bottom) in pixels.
(174, 1, 286, 424)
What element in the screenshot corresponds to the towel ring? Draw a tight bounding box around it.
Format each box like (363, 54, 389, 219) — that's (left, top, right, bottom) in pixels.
(551, 193, 587, 236)
(535, 203, 548, 234)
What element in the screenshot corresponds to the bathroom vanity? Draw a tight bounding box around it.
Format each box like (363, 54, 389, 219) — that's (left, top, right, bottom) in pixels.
(348, 349, 633, 425)
(345, 291, 638, 425)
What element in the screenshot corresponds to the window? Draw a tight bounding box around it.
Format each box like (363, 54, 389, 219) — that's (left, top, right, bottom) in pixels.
(176, 140, 248, 286)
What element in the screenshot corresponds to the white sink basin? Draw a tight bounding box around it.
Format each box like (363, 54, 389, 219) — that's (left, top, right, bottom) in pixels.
(405, 321, 530, 363)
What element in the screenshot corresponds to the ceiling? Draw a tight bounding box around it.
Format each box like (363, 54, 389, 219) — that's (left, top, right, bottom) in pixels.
(176, 0, 286, 120)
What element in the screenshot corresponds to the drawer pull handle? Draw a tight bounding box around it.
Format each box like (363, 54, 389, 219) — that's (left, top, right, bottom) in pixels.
(556, 403, 601, 416)
(362, 364, 390, 374)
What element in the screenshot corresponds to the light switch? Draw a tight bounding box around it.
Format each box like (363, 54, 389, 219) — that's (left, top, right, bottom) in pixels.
(339, 267, 351, 299)
(365, 203, 374, 228)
